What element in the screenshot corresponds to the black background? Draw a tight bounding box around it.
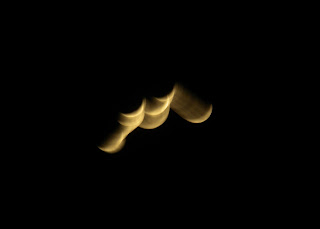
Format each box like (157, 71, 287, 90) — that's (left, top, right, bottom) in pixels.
(2, 4, 291, 222)
(6, 4, 269, 198)
(13, 9, 229, 167)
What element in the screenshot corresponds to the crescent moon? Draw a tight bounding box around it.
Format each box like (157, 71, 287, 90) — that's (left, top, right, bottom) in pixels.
(182, 104, 212, 123)
(98, 82, 212, 153)
(99, 99, 146, 153)
(139, 88, 174, 129)
(139, 105, 171, 129)
(98, 138, 126, 154)
(170, 83, 212, 123)
(98, 128, 126, 153)
(118, 98, 146, 127)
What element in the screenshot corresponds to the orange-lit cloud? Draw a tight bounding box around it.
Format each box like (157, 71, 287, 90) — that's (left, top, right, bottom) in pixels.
(98, 83, 212, 153)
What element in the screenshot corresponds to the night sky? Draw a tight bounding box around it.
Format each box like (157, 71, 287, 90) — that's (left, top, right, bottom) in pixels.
(61, 76, 221, 164)
(34, 17, 227, 170)
(3, 4, 284, 222)
(10, 6, 256, 184)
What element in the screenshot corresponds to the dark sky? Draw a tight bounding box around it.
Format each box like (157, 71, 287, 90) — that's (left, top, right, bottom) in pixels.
(10, 7, 257, 182)
(25, 63, 227, 176)
(34, 18, 226, 169)
(92, 78, 218, 161)
(5, 4, 283, 220)
(53, 76, 227, 184)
